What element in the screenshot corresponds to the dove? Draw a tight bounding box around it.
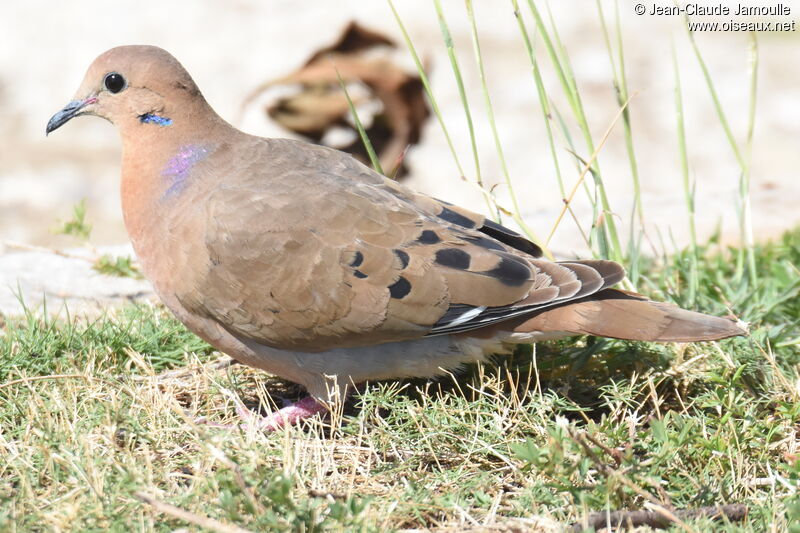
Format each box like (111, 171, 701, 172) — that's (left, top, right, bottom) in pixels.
(46, 46, 745, 430)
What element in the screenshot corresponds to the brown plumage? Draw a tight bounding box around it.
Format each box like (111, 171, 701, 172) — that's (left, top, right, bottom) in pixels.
(46, 46, 746, 429)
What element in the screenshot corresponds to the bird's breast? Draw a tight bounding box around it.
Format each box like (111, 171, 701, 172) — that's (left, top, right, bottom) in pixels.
(121, 153, 217, 311)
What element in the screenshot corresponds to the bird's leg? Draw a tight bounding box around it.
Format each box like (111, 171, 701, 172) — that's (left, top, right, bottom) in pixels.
(202, 387, 328, 432)
(237, 395, 328, 431)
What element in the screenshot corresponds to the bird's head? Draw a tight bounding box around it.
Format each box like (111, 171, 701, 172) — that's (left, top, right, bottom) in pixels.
(46, 45, 207, 136)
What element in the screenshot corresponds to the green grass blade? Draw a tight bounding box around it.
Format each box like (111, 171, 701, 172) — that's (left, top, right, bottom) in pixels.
(464, 0, 549, 257)
(673, 44, 699, 306)
(526, 0, 622, 261)
(597, 0, 645, 282)
(387, 0, 467, 181)
(432, 0, 494, 214)
(742, 34, 759, 286)
(685, 25, 758, 286)
(333, 65, 383, 175)
(685, 28, 746, 169)
(511, 0, 566, 199)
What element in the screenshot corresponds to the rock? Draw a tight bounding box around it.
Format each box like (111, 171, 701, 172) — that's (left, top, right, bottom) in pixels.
(0, 244, 155, 317)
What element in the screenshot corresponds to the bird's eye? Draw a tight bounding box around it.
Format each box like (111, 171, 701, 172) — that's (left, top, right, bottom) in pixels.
(103, 72, 126, 94)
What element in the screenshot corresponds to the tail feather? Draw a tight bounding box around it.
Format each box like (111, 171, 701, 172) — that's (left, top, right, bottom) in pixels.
(512, 289, 746, 342)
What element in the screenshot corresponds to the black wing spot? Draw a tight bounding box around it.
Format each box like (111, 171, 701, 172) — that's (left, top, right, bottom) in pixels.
(354, 270, 368, 279)
(438, 206, 477, 228)
(483, 219, 520, 235)
(486, 254, 531, 287)
(480, 219, 542, 257)
(417, 230, 440, 244)
(349, 251, 364, 267)
(394, 249, 410, 269)
(435, 248, 471, 270)
(388, 276, 412, 299)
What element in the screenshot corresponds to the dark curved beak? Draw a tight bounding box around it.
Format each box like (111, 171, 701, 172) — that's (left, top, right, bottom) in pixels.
(46, 97, 96, 135)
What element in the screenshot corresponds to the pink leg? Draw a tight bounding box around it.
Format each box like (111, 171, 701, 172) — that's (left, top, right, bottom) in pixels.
(200, 388, 328, 432)
(238, 395, 328, 431)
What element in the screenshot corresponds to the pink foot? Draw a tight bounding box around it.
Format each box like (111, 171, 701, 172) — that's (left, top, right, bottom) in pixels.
(243, 396, 328, 431)
(200, 388, 328, 432)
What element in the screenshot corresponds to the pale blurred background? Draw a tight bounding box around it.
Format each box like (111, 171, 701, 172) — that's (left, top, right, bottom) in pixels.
(0, 0, 798, 313)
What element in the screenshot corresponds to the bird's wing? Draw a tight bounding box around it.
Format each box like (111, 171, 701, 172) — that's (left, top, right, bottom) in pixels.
(188, 139, 623, 352)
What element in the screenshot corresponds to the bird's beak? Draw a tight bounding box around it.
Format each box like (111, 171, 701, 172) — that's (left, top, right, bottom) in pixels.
(46, 97, 97, 135)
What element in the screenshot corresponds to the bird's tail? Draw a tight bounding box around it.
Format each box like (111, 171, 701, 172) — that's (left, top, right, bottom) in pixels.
(511, 289, 746, 342)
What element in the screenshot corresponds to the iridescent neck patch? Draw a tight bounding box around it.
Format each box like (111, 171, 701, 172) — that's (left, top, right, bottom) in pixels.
(139, 113, 173, 126)
(161, 144, 211, 198)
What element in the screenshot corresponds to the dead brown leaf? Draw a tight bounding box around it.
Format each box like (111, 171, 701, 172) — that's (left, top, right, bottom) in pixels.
(243, 22, 430, 179)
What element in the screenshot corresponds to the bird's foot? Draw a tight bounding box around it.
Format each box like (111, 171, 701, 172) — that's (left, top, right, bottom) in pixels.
(244, 395, 328, 431)
(198, 388, 328, 432)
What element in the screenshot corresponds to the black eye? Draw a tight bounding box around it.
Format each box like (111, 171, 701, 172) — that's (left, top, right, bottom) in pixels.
(104, 72, 126, 94)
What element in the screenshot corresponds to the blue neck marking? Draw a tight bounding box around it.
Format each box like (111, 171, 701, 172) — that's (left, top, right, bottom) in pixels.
(139, 113, 173, 126)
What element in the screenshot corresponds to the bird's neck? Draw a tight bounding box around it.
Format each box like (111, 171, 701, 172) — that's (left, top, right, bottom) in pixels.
(118, 104, 234, 251)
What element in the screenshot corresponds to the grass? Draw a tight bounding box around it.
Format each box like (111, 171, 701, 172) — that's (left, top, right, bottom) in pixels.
(1, 230, 799, 531)
(3, 2, 799, 531)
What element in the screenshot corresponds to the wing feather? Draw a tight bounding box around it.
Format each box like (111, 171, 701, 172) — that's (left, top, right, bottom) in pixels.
(187, 139, 625, 350)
